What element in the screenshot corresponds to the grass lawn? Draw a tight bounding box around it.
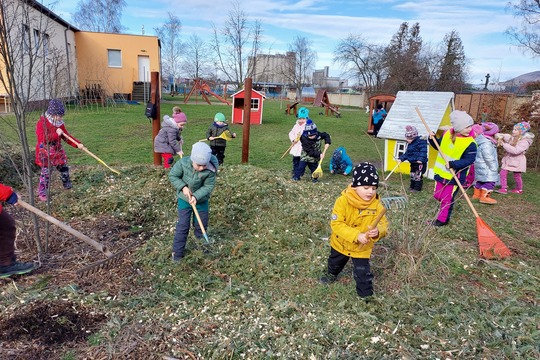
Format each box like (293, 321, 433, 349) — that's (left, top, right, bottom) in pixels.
(0, 99, 538, 359)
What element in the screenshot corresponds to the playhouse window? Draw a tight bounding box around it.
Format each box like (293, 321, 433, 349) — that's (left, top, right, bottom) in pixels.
(395, 141, 407, 159)
(250, 98, 259, 111)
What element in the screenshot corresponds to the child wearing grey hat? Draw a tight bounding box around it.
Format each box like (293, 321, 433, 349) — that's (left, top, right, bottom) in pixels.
(398, 125, 428, 192)
(428, 110, 477, 226)
(320, 162, 388, 299)
(168, 142, 219, 261)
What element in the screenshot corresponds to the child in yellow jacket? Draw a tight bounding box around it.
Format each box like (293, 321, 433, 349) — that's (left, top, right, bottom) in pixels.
(320, 162, 388, 298)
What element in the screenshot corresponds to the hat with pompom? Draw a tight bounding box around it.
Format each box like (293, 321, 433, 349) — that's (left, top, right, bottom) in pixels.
(514, 121, 531, 134)
(404, 125, 418, 139)
(303, 119, 317, 136)
(47, 99, 65, 116)
(352, 162, 379, 188)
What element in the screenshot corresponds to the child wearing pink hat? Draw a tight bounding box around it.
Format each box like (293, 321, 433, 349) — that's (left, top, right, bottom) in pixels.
(495, 121, 535, 194)
(154, 111, 187, 168)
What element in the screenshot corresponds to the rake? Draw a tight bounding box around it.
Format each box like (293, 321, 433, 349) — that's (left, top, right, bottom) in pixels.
(17, 199, 132, 276)
(415, 106, 511, 259)
(312, 149, 328, 179)
(191, 203, 211, 245)
(280, 133, 301, 160)
(199, 130, 234, 142)
(60, 132, 121, 175)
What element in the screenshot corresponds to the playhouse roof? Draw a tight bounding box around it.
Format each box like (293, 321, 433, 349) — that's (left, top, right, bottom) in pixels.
(231, 88, 266, 98)
(377, 91, 455, 140)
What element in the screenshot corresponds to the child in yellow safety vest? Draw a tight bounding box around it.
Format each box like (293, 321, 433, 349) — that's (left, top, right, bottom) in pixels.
(428, 110, 477, 227)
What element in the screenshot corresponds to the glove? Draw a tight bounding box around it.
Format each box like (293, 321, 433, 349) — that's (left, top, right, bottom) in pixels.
(56, 128, 64, 136)
(6, 192, 18, 205)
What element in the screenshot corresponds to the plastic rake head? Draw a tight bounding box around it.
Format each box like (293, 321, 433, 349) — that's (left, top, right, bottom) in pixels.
(381, 196, 408, 210)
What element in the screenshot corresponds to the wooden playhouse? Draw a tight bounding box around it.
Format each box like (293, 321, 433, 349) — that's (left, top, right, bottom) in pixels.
(377, 91, 455, 179)
(231, 88, 265, 125)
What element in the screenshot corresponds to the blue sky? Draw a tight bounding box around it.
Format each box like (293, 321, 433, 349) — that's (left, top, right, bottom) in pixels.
(53, 0, 539, 85)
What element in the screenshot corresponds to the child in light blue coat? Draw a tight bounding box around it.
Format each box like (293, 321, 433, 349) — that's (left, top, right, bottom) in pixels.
(471, 124, 499, 204)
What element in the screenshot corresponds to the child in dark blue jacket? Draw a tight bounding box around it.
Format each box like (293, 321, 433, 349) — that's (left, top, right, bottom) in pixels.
(399, 125, 428, 192)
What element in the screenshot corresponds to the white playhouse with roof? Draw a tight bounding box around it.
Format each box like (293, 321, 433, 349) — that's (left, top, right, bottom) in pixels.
(377, 91, 455, 179)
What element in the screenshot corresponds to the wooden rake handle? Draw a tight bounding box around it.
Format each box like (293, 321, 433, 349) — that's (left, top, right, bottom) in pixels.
(60, 132, 120, 175)
(191, 203, 210, 244)
(17, 199, 114, 257)
(415, 106, 479, 218)
(384, 161, 401, 182)
(368, 206, 387, 231)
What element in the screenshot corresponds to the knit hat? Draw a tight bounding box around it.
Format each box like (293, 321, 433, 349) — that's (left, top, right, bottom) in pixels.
(214, 112, 226, 122)
(303, 119, 317, 136)
(47, 99, 65, 116)
(298, 107, 309, 119)
(470, 124, 483, 138)
(404, 125, 418, 139)
(191, 142, 212, 165)
(173, 113, 187, 124)
(450, 110, 474, 132)
(482, 122, 499, 136)
(352, 162, 379, 188)
(514, 121, 531, 134)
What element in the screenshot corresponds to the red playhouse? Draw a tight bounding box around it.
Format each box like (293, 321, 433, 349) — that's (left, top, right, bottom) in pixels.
(231, 88, 265, 125)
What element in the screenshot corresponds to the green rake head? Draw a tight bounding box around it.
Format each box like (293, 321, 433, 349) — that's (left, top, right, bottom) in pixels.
(381, 196, 407, 209)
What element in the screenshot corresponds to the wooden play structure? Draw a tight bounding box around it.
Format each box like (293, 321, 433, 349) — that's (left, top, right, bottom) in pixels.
(367, 94, 396, 134)
(285, 101, 300, 116)
(184, 79, 231, 105)
(313, 89, 341, 117)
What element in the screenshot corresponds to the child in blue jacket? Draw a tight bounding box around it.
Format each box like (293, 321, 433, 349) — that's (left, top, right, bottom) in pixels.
(329, 146, 353, 175)
(398, 125, 428, 192)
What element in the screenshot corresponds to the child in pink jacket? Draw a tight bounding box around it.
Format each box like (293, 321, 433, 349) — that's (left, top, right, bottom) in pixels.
(495, 121, 535, 194)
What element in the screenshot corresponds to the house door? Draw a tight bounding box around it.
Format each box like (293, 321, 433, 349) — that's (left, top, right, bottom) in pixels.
(138, 56, 150, 82)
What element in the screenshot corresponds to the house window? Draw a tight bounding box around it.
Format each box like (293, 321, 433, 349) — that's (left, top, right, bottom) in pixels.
(22, 25, 30, 53)
(33, 29, 40, 53)
(250, 98, 259, 111)
(42, 33, 49, 57)
(108, 49, 122, 67)
(395, 141, 407, 159)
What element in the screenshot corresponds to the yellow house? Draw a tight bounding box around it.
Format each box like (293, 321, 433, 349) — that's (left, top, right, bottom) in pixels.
(377, 91, 455, 180)
(75, 31, 160, 102)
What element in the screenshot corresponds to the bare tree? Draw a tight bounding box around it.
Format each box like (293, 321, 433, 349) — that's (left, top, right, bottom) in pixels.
(154, 12, 182, 88)
(72, 0, 126, 33)
(0, 0, 75, 254)
(211, 1, 262, 89)
(182, 34, 213, 80)
(506, 1, 540, 56)
(333, 34, 387, 94)
(280, 35, 316, 101)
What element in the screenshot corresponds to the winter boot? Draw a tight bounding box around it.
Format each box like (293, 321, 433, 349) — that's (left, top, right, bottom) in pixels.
(472, 187, 482, 200)
(59, 166, 72, 189)
(479, 189, 497, 205)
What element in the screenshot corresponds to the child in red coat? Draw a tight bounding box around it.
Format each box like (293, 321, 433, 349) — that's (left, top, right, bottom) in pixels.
(0, 184, 37, 278)
(35, 99, 84, 201)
